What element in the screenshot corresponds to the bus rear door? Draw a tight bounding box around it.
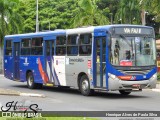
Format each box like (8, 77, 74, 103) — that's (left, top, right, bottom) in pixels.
(44, 37, 55, 84)
(13, 41, 20, 80)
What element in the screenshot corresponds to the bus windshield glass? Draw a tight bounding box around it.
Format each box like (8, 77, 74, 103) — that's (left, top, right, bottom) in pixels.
(110, 36, 156, 66)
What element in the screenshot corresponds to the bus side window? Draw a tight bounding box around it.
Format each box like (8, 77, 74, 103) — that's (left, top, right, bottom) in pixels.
(67, 35, 78, 56)
(79, 34, 92, 55)
(5, 40, 12, 56)
(56, 36, 66, 56)
(31, 37, 43, 55)
(21, 38, 31, 55)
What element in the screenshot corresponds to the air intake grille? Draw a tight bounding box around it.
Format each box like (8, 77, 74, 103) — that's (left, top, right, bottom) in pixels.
(118, 70, 150, 75)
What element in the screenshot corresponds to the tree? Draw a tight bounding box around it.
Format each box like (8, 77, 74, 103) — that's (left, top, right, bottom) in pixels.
(0, 0, 22, 72)
(115, 0, 141, 24)
(140, 0, 160, 36)
(18, 0, 78, 33)
(72, 0, 109, 27)
(96, 0, 119, 24)
(0, 0, 22, 45)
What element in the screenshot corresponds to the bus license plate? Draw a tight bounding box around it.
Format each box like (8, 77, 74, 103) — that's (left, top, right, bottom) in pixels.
(132, 84, 141, 88)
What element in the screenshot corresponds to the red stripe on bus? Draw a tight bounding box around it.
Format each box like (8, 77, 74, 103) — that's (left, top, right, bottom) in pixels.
(38, 58, 48, 84)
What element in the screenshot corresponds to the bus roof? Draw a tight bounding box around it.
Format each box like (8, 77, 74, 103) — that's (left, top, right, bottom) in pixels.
(5, 30, 66, 39)
(66, 26, 95, 35)
(5, 24, 154, 39)
(94, 24, 153, 31)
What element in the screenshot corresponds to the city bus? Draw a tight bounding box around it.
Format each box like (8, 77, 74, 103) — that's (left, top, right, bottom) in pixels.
(4, 25, 157, 96)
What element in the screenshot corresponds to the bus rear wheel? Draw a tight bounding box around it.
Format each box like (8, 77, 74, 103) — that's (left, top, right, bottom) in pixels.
(79, 75, 94, 96)
(27, 72, 42, 89)
(119, 90, 131, 95)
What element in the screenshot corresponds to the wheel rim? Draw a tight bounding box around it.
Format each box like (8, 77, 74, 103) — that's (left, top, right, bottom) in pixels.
(82, 79, 89, 91)
(28, 76, 33, 86)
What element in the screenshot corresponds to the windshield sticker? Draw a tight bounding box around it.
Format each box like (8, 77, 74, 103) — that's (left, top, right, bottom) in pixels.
(135, 37, 140, 43)
(120, 60, 132, 66)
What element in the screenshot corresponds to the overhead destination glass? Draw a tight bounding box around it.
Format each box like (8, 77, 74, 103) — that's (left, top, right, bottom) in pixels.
(109, 27, 156, 67)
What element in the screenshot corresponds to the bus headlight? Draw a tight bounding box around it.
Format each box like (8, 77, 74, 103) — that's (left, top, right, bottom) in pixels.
(108, 73, 117, 80)
(150, 73, 157, 80)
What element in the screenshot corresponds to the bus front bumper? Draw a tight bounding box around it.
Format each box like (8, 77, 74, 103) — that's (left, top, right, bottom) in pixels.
(108, 73, 157, 91)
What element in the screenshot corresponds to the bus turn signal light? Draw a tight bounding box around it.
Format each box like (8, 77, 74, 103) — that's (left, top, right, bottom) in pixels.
(118, 76, 136, 80)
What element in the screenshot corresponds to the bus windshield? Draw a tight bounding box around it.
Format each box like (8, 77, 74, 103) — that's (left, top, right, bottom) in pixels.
(110, 36, 156, 66)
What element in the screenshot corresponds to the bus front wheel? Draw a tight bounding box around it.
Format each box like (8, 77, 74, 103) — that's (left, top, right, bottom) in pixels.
(119, 90, 131, 95)
(79, 75, 94, 96)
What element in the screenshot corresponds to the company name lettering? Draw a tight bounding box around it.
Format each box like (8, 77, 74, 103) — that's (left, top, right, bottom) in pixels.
(69, 58, 84, 62)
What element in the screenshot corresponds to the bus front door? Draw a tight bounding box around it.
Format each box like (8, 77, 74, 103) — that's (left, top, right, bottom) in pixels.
(13, 42, 20, 80)
(94, 37, 106, 88)
(45, 41, 54, 83)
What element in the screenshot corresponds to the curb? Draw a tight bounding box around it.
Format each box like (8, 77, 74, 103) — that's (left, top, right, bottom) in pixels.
(20, 93, 45, 97)
(0, 88, 45, 97)
(151, 83, 160, 92)
(152, 89, 160, 92)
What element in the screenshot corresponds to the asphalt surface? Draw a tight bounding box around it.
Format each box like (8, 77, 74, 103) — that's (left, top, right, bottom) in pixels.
(0, 74, 160, 112)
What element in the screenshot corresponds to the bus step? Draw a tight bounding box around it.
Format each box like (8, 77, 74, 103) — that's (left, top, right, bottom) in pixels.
(14, 79, 21, 82)
(94, 87, 108, 91)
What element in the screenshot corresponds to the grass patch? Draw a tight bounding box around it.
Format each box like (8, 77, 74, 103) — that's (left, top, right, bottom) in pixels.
(157, 72, 160, 81)
(0, 117, 98, 120)
(45, 117, 98, 120)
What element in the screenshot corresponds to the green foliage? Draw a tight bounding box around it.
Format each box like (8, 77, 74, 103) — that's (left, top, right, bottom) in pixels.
(0, 117, 98, 120)
(18, 0, 78, 33)
(1, 0, 160, 35)
(96, 0, 119, 24)
(156, 34, 160, 40)
(115, 0, 141, 24)
(0, 0, 22, 46)
(142, 0, 160, 23)
(72, 0, 109, 27)
(157, 72, 160, 80)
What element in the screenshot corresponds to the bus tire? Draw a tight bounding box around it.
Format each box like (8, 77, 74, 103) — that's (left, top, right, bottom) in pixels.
(79, 75, 94, 96)
(119, 90, 131, 95)
(27, 72, 37, 89)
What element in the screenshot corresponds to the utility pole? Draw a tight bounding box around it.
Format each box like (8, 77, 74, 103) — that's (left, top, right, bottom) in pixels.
(110, 13, 113, 24)
(36, 0, 39, 32)
(49, 21, 50, 31)
(142, 9, 148, 26)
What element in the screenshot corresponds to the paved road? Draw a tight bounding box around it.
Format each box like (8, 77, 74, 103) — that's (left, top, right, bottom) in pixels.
(0, 75, 160, 112)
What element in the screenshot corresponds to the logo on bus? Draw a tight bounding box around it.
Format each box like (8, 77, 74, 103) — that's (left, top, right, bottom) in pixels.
(23, 58, 29, 66)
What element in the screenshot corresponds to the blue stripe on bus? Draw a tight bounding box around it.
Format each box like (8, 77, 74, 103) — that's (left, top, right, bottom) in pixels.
(105, 35, 109, 90)
(92, 37, 96, 87)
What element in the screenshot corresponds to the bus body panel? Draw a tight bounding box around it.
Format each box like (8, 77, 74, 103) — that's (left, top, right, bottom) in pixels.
(3, 25, 157, 94)
(4, 56, 14, 80)
(108, 73, 157, 90)
(65, 56, 92, 88)
(19, 56, 44, 83)
(93, 25, 157, 90)
(53, 56, 66, 86)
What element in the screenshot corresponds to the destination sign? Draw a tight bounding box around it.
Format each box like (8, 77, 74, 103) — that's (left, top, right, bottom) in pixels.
(114, 27, 153, 35)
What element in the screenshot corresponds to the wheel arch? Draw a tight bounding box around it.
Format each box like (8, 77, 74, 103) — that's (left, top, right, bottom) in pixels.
(77, 72, 88, 89)
(26, 70, 32, 80)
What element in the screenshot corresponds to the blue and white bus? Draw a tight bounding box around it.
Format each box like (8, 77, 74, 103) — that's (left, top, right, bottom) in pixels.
(4, 25, 157, 96)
